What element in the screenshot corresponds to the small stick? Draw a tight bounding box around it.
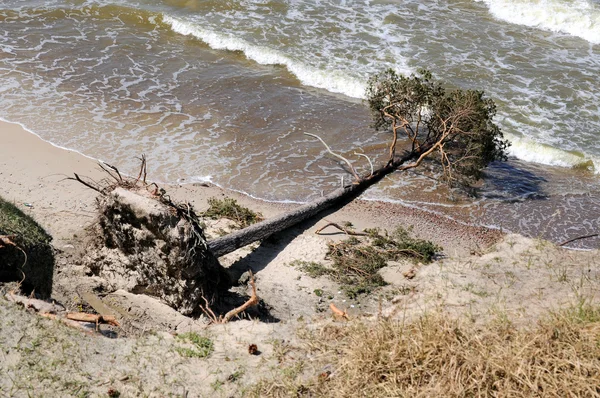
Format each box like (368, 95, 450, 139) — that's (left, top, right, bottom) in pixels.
(329, 303, 349, 320)
(315, 222, 368, 236)
(559, 233, 599, 247)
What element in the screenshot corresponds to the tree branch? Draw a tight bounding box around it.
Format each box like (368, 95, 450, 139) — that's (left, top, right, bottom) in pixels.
(304, 133, 361, 182)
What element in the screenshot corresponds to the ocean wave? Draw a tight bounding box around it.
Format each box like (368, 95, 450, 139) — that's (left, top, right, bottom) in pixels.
(476, 0, 600, 43)
(507, 134, 598, 171)
(160, 15, 367, 99)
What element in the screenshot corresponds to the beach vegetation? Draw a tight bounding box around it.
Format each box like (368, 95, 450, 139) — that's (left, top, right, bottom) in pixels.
(0, 195, 54, 297)
(203, 197, 264, 228)
(249, 303, 600, 397)
(174, 332, 214, 358)
(292, 227, 439, 298)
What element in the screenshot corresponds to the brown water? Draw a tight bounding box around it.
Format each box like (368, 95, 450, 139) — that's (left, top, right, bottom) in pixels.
(0, 0, 599, 249)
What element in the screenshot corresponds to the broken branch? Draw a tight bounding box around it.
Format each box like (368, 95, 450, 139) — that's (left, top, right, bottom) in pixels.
(315, 222, 368, 236)
(304, 132, 361, 182)
(66, 312, 120, 327)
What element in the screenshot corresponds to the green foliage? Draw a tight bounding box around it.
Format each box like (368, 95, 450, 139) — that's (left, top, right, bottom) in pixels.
(367, 226, 439, 263)
(289, 260, 331, 278)
(202, 197, 263, 228)
(293, 227, 439, 298)
(366, 68, 509, 188)
(175, 332, 214, 358)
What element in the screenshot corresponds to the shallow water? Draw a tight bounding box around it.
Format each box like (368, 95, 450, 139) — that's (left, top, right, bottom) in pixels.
(0, 0, 599, 248)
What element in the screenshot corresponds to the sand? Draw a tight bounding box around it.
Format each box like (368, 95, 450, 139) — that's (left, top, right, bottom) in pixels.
(2, 119, 599, 396)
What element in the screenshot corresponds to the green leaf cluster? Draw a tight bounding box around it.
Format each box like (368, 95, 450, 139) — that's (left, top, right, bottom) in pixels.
(366, 69, 509, 189)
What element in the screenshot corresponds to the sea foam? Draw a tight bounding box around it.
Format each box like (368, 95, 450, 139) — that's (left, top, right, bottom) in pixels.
(477, 0, 600, 43)
(507, 133, 599, 172)
(161, 15, 367, 99)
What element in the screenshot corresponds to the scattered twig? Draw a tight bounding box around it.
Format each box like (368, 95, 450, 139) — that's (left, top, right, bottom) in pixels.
(315, 222, 368, 236)
(329, 303, 349, 320)
(559, 233, 599, 247)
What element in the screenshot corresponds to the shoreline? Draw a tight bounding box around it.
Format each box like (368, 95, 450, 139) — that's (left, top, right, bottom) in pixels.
(0, 119, 502, 255)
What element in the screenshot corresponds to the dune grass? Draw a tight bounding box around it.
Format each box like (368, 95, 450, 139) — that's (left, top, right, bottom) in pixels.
(250, 302, 600, 397)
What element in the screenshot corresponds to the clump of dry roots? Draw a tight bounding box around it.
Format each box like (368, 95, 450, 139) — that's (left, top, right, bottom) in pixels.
(72, 156, 229, 316)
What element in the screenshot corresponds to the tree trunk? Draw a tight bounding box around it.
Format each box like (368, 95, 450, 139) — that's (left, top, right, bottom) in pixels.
(208, 154, 413, 257)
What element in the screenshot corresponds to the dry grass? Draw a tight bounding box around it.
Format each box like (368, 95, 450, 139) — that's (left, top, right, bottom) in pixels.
(250, 302, 600, 397)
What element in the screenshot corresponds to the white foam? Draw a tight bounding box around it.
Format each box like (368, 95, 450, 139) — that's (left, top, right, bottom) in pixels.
(477, 0, 600, 43)
(161, 15, 367, 99)
(507, 133, 599, 171)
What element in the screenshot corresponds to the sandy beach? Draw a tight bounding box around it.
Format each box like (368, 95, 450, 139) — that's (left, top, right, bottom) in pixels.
(2, 119, 600, 396)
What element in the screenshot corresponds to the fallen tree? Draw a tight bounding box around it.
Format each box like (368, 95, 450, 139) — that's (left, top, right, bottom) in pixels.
(71, 69, 509, 319)
(209, 69, 509, 257)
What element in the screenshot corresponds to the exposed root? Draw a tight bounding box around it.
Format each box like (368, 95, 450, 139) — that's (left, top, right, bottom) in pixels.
(222, 271, 259, 323)
(0, 235, 28, 268)
(200, 271, 259, 324)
